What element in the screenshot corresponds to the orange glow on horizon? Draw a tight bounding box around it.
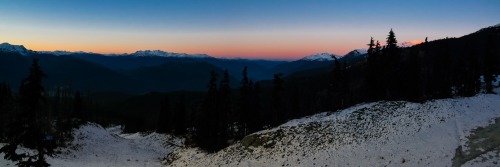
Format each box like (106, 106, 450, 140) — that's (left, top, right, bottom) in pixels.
(406, 40, 424, 45)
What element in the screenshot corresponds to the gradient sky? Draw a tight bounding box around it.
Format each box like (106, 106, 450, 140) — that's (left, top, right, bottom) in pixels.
(0, 0, 499, 60)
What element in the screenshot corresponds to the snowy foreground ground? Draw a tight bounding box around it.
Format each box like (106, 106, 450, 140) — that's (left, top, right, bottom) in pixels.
(2, 90, 500, 167)
(170, 91, 500, 167)
(0, 125, 183, 167)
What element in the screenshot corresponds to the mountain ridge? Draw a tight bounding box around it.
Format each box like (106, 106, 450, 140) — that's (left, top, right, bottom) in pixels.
(0, 42, 32, 56)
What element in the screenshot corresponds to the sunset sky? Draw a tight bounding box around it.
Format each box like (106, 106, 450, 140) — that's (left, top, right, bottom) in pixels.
(0, 0, 499, 60)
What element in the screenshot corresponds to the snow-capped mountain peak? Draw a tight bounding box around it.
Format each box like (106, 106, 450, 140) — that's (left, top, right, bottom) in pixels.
(343, 49, 368, 58)
(300, 52, 339, 61)
(0, 42, 32, 56)
(130, 50, 211, 58)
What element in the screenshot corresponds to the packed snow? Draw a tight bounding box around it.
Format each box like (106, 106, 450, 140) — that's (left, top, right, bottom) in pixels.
(169, 90, 500, 167)
(1, 124, 183, 167)
(300, 52, 340, 61)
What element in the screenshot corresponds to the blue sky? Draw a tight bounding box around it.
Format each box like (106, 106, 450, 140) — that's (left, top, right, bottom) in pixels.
(0, 0, 499, 59)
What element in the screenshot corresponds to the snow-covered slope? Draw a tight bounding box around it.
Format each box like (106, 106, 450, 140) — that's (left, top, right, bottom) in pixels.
(299, 52, 340, 61)
(129, 50, 211, 58)
(169, 91, 500, 167)
(49, 124, 183, 167)
(1, 123, 183, 167)
(0, 43, 32, 56)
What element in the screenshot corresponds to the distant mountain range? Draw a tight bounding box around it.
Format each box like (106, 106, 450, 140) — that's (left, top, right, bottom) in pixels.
(0, 42, 368, 94)
(127, 50, 211, 58)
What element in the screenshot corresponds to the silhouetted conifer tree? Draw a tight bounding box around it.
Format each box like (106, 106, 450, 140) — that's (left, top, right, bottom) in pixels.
(290, 87, 301, 118)
(238, 66, 252, 137)
(0, 82, 14, 139)
(235, 67, 262, 137)
(54, 86, 73, 145)
(249, 82, 262, 132)
(374, 40, 381, 56)
(196, 70, 220, 152)
(383, 29, 400, 99)
(217, 69, 230, 144)
(484, 38, 498, 94)
(0, 58, 55, 167)
(328, 55, 342, 110)
(367, 37, 375, 55)
(272, 73, 285, 126)
(173, 99, 187, 135)
(157, 96, 172, 133)
(73, 92, 84, 121)
(366, 38, 383, 101)
(386, 29, 398, 50)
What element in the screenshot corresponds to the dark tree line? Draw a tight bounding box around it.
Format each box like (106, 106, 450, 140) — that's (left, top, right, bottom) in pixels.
(194, 68, 264, 152)
(154, 67, 280, 152)
(0, 59, 88, 167)
(157, 96, 187, 135)
(361, 28, 498, 104)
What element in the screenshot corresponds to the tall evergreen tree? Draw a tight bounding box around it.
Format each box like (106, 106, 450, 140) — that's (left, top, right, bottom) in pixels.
(367, 37, 375, 56)
(0, 82, 14, 139)
(0, 58, 55, 167)
(329, 55, 342, 110)
(173, 99, 187, 135)
(290, 87, 301, 118)
(386, 29, 398, 51)
(238, 66, 252, 137)
(366, 38, 383, 101)
(249, 82, 262, 132)
(374, 40, 381, 56)
(73, 92, 84, 121)
(484, 37, 498, 94)
(54, 86, 73, 144)
(383, 29, 400, 99)
(157, 96, 172, 133)
(272, 73, 285, 126)
(217, 69, 230, 144)
(196, 70, 220, 152)
(433, 40, 452, 98)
